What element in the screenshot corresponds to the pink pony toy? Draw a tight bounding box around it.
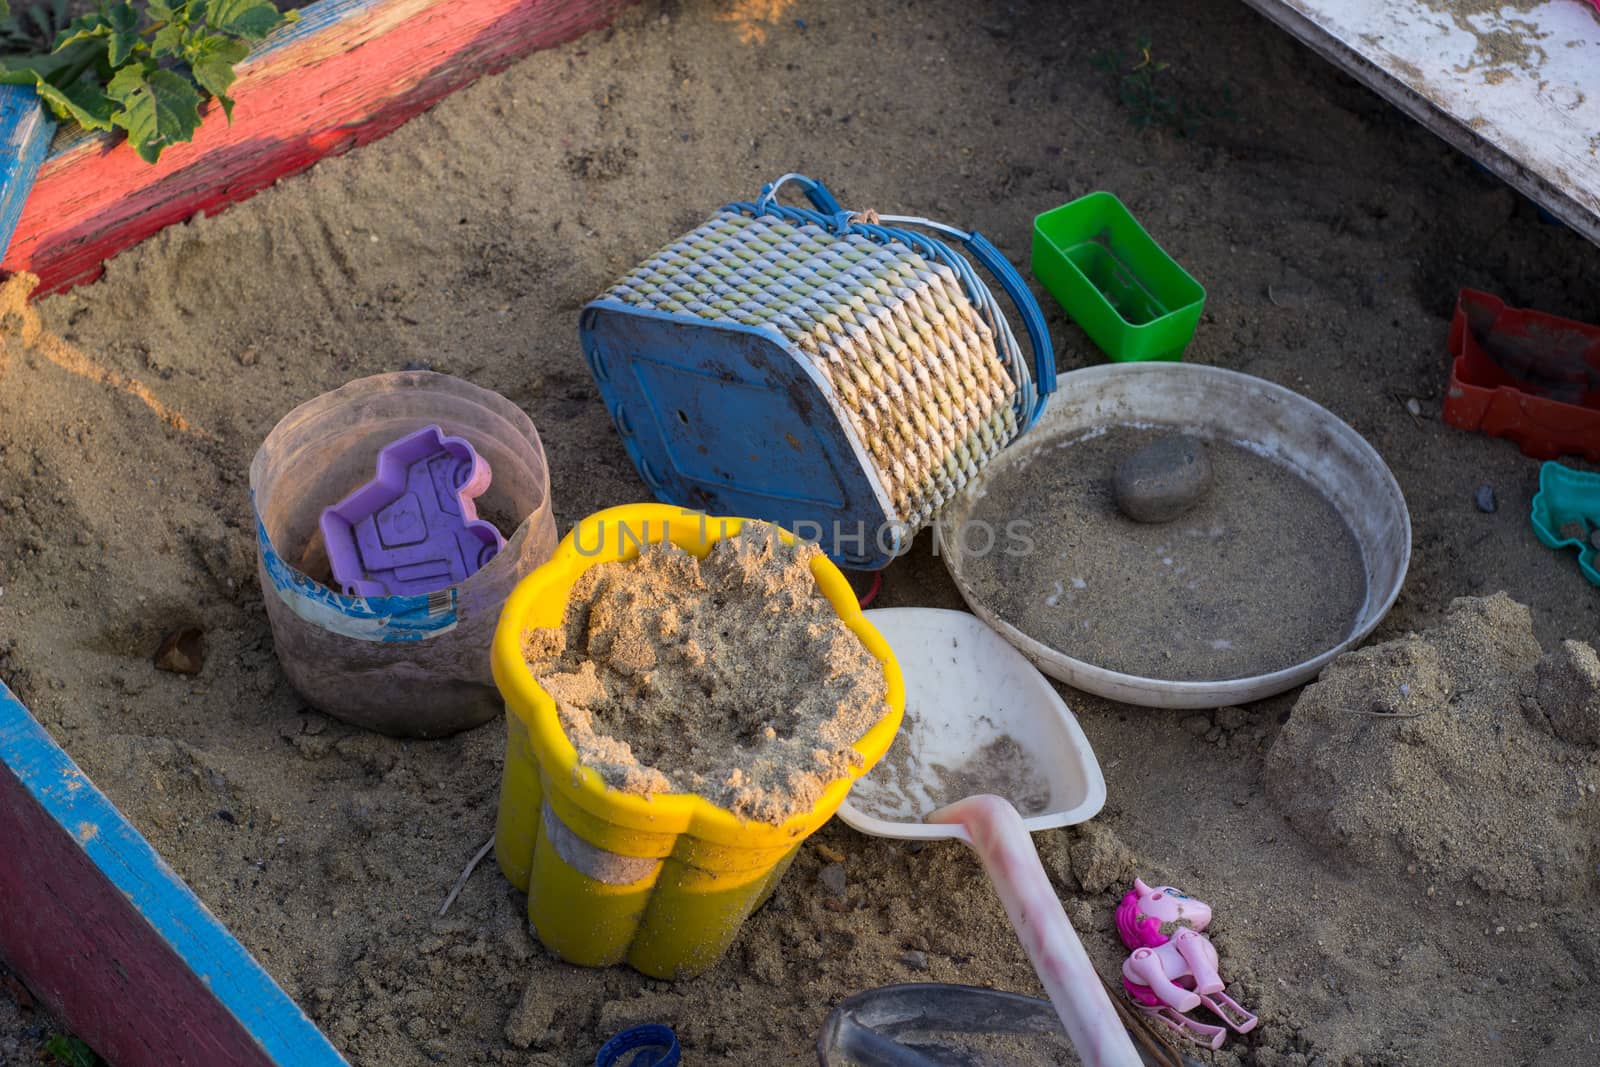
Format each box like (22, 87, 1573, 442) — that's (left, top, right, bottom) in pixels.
(1115, 877, 1257, 1049)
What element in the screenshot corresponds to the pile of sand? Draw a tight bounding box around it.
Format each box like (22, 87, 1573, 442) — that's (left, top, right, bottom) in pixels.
(1266, 593, 1600, 903)
(522, 525, 888, 824)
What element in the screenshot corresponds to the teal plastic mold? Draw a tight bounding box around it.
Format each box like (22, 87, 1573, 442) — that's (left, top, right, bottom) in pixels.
(1530, 460, 1600, 586)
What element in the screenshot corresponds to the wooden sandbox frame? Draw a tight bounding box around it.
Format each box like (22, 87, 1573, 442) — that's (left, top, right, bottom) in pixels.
(0, 0, 633, 295)
(0, 0, 630, 1063)
(1239, 0, 1600, 247)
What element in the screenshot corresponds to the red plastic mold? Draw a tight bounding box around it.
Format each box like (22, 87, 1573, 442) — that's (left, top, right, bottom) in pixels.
(1442, 288, 1600, 462)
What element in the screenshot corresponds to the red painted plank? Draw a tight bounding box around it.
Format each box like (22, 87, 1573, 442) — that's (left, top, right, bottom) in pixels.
(0, 757, 285, 1066)
(3, 0, 632, 295)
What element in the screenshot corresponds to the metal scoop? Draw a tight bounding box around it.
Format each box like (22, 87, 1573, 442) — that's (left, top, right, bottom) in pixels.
(838, 609, 1141, 1067)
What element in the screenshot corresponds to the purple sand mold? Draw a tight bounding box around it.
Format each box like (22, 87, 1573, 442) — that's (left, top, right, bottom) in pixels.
(320, 425, 505, 597)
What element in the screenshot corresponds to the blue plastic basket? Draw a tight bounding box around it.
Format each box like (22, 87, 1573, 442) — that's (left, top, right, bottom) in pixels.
(578, 174, 1056, 569)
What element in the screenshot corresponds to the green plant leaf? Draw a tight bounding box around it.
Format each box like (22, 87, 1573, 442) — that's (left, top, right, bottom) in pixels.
(0, 46, 69, 76)
(188, 32, 245, 117)
(151, 21, 183, 53)
(105, 55, 152, 99)
(104, 3, 139, 65)
(40, 68, 116, 126)
(1, 0, 288, 163)
(52, 10, 109, 43)
(206, 0, 284, 39)
(110, 65, 201, 162)
(0, 59, 116, 128)
(44, 1034, 102, 1067)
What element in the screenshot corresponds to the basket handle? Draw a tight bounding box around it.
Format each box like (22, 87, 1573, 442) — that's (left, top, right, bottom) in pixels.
(958, 227, 1057, 414)
(756, 172, 845, 216)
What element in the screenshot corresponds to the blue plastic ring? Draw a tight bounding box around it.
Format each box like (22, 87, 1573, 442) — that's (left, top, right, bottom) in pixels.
(595, 1023, 681, 1067)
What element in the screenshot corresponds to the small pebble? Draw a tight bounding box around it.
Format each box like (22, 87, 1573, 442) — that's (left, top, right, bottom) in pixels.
(897, 950, 928, 971)
(819, 863, 847, 898)
(1214, 705, 1249, 731)
(1181, 713, 1212, 738)
(1112, 434, 1214, 524)
(1473, 485, 1496, 513)
(1405, 398, 1422, 417)
(1559, 519, 1588, 542)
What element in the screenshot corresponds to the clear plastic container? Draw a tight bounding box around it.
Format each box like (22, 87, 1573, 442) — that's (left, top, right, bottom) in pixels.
(816, 983, 1194, 1066)
(249, 371, 557, 737)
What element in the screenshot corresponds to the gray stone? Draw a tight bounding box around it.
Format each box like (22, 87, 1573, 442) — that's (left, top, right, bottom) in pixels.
(1474, 485, 1497, 514)
(1113, 434, 1214, 523)
(819, 863, 847, 897)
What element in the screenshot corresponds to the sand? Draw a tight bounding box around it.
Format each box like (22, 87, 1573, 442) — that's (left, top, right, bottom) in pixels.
(962, 425, 1367, 681)
(521, 527, 887, 824)
(853, 729, 1053, 823)
(4, 0, 1600, 1064)
(1267, 593, 1600, 905)
(930, 736, 1052, 817)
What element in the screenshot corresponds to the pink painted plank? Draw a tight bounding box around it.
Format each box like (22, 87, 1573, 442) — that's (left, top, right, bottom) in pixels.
(2, 0, 632, 295)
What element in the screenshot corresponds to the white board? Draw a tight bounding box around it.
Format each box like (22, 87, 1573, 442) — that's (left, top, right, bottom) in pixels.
(1240, 0, 1600, 245)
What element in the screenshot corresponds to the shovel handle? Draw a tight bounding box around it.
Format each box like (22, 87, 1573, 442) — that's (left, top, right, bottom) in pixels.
(929, 795, 1142, 1067)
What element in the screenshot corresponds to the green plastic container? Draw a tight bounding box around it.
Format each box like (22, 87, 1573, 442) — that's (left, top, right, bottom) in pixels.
(1530, 460, 1600, 587)
(1032, 192, 1205, 363)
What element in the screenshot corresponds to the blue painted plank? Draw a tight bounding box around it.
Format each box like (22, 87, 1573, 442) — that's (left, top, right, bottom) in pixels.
(0, 84, 54, 265)
(250, 0, 398, 61)
(0, 679, 349, 1066)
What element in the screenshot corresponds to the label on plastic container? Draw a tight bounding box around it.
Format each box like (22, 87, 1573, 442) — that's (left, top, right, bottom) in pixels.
(542, 801, 662, 886)
(254, 508, 459, 643)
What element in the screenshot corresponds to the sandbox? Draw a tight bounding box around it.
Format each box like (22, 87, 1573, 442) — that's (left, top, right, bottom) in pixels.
(1, 2, 1599, 1065)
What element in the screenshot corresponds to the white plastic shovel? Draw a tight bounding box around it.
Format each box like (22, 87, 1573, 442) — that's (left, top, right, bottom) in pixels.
(841, 608, 1141, 1067)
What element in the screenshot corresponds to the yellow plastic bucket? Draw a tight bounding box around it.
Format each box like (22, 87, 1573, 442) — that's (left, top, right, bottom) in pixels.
(490, 503, 905, 979)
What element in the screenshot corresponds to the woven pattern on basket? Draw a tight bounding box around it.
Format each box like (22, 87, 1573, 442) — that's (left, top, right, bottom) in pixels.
(603, 210, 1020, 531)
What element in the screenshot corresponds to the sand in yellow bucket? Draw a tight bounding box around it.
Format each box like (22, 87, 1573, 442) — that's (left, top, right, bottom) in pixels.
(490, 503, 904, 979)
